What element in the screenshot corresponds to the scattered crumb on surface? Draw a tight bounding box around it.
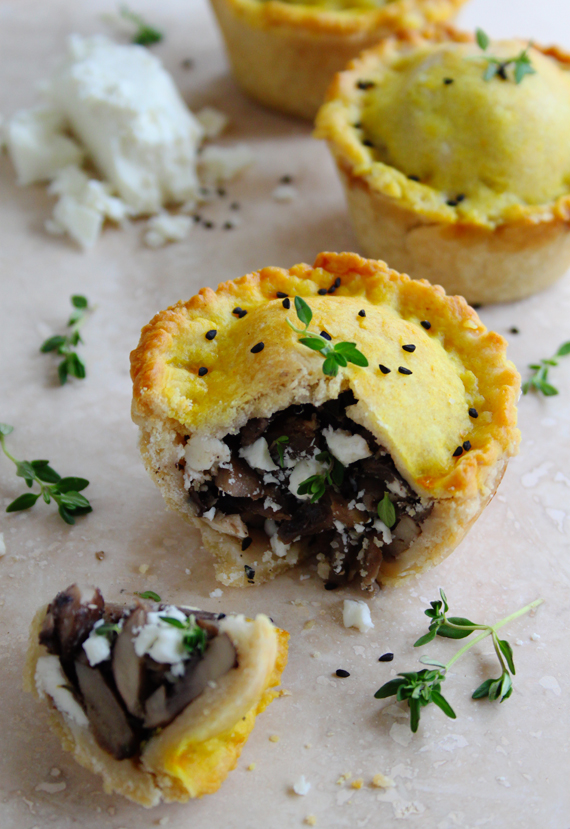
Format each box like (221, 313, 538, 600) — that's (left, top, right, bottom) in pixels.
(305, 816, 317, 826)
(138, 563, 150, 574)
(95, 550, 105, 561)
(247, 763, 256, 771)
(303, 620, 315, 631)
(351, 778, 364, 789)
(311, 652, 321, 659)
(209, 588, 223, 598)
(49, 768, 61, 777)
(343, 599, 374, 632)
(196, 106, 229, 140)
(272, 184, 298, 202)
(0, 532, 6, 556)
(35, 781, 67, 794)
(304, 743, 312, 749)
(530, 633, 541, 641)
(372, 773, 395, 789)
(336, 772, 352, 785)
(269, 734, 280, 743)
(293, 776, 311, 796)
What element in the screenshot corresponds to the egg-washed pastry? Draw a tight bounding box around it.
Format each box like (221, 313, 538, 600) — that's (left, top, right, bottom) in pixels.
(130, 251, 520, 590)
(24, 584, 288, 807)
(315, 28, 570, 304)
(208, 0, 465, 120)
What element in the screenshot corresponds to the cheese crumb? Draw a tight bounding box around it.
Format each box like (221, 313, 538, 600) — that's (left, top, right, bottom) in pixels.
(272, 184, 297, 202)
(293, 776, 311, 796)
(196, 106, 229, 139)
(239, 437, 277, 472)
(199, 144, 254, 184)
(82, 620, 112, 666)
(371, 773, 395, 789)
(209, 588, 223, 598)
(323, 426, 372, 465)
(269, 734, 280, 743)
(144, 213, 192, 247)
(343, 599, 374, 633)
(35, 655, 89, 726)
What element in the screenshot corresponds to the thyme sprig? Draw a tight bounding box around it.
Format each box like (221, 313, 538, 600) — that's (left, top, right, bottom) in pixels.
(475, 28, 536, 84)
(375, 589, 543, 732)
(40, 295, 93, 386)
(274, 436, 289, 468)
(297, 450, 344, 502)
(120, 5, 163, 45)
(0, 423, 92, 525)
(522, 341, 570, 396)
(160, 614, 207, 655)
(287, 297, 368, 377)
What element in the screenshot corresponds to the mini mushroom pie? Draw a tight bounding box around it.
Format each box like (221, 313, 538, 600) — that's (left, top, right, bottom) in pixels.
(208, 0, 466, 120)
(24, 584, 288, 807)
(131, 251, 520, 590)
(315, 28, 570, 303)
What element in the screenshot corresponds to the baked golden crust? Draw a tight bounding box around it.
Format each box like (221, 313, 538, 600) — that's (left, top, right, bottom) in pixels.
(209, 0, 466, 119)
(315, 28, 570, 303)
(131, 252, 520, 586)
(24, 606, 288, 807)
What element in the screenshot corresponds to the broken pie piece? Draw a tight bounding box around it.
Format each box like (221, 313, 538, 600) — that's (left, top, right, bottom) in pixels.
(24, 584, 288, 807)
(130, 251, 520, 589)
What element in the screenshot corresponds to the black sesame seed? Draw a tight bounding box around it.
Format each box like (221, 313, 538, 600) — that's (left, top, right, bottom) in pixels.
(421, 320, 431, 330)
(230, 202, 240, 210)
(456, 194, 465, 202)
(277, 291, 288, 298)
(280, 175, 293, 184)
(357, 80, 375, 90)
(217, 188, 226, 197)
(251, 342, 265, 353)
(443, 77, 454, 85)
(233, 307, 243, 315)
(242, 538, 253, 551)
(509, 327, 519, 334)
(238, 309, 248, 318)
(408, 175, 420, 182)
(398, 367, 412, 375)
(358, 310, 366, 318)
(244, 564, 255, 580)
(463, 440, 472, 451)
(336, 669, 350, 678)
(333, 278, 341, 289)
(198, 366, 208, 376)
(203, 220, 214, 229)
(379, 364, 391, 374)
(193, 214, 202, 223)
(282, 298, 291, 309)
(362, 139, 374, 148)
(353, 122, 362, 129)
(223, 222, 233, 230)
(447, 199, 458, 207)
(468, 407, 479, 418)
(320, 331, 332, 341)
(324, 582, 339, 591)
(472, 303, 483, 310)
(379, 653, 394, 662)
(402, 344, 416, 353)
(206, 329, 217, 340)
(453, 446, 463, 457)
(318, 288, 328, 295)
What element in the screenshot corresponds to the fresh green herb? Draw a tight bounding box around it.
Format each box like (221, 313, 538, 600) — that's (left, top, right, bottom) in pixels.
(274, 436, 289, 468)
(287, 297, 368, 377)
(522, 341, 570, 396)
(135, 590, 161, 601)
(475, 28, 536, 84)
(0, 423, 92, 525)
(95, 622, 122, 637)
(374, 588, 543, 733)
(377, 493, 396, 528)
(297, 450, 344, 503)
(160, 613, 207, 655)
(120, 5, 163, 45)
(40, 295, 93, 386)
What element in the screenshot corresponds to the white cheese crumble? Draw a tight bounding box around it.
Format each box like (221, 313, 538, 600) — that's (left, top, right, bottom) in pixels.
(196, 106, 229, 140)
(35, 655, 89, 726)
(373, 518, 393, 545)
(133, 605, 190, 671)
(184, 435, 231, 485)
(323, 426, 372, 465)
(209, 588, 223, 598)
(198, 144, 254, 185)
(6, 107, 84, 186)
(264, 518, 278, 537)
(387, 479, 408, 498)
(288, 458, 325, 501)
(239, 437, 277, 472)
(82, 619, 116, 666)
(270, 534, 291, 558)
(203, 506, 216, 521)
(0, 532, 5, 557)
(343, 600, 374, 633)
(144, 213, 192, 248)
(264, 497, 281, 512)
(293, 776, 311, 795)
(272, 184, 297, 202)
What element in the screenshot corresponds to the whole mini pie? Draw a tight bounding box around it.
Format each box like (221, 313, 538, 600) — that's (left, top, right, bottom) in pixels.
(25, 584, 288, 806)
(131, 252, 520, 589)
(315, 28, 570, 303)
(208, 0, 466, 120)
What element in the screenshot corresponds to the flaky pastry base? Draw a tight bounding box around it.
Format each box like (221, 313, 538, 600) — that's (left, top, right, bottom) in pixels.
(209, 0, 466, 119)
(24, 608, 288, 807)
(315, 29, 570, 303)
(131, 252, 520, 588)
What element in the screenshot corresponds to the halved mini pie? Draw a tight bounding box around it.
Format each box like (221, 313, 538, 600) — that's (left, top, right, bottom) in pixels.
(315, 28, 570, 303)
(24, 584, 288, 806)
(208, 0, 466, 119)
(131, 252, 520, 589)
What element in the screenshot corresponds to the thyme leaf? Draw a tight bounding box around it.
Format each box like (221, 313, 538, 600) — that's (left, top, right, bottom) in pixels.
(120, 5, 163, 45)
(522, 341, 570, 396)
(474, 28, 536, 84)
(135, 590, 161, 601)
(273, 436, 289, 468)
(160, 613, 207, 655)
(297, 450, 345, 502)
(40, 295, 93, 386)
(377, 493, 396, 528)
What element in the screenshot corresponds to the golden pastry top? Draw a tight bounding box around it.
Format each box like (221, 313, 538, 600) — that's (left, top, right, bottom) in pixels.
(315, 28, 570, 228)
(131, 252, 520, 500)
(220, 0, 465, 38)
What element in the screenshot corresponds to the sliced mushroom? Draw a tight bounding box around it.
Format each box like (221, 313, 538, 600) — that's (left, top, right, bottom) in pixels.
(40, 584, 104, 657)
(277, 499, 334, 544)
(329, 491, 367, 528)
(75, 660, 139, 760)
(112, 606, 147, 718)
(215, 457, 264, 499)
(144, 633, 237, 730)
(239, 417, 270, 447)
(383, 515, 422, 559)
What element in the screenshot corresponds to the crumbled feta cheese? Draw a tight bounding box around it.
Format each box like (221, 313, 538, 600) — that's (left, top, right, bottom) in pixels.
(35, 655, 89, 726)
(6, 107, 84, 185)
(323, 426, 372, 465)
(293, 776, 311, 795)
(289, 458, 325, 501)
(373, 518, 393, 545)
(0, 533, 5, 557)
(264, 497, 281, 512)
(272, 184, 297, 202)
(209, 588, 223, 598)
(264, 518, 278, 538)
(82, 619, 114, 666)
(144, 213, 192, 247)
(133, 605, 189, 669)
(196, 106, 229, 140)
(184, 434, 231, 484)
(52, 194, 103, 249)
(198, 144, 254, 184)
(270, 535, 291, 558)
(343, 600, 374, 633)
(203, 506, 216, 521)
(239, 437, 277, 472)
(387, 478, 408, 498)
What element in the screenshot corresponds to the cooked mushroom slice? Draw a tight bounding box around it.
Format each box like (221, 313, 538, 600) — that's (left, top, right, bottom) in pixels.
(383, 515, 422, 559)
(112, 606, 147, 718)
(75, 660, 139, 760)
(144, 633, 237, 729)
(40, 584, 104, 656)
(215, 457, 264, 499)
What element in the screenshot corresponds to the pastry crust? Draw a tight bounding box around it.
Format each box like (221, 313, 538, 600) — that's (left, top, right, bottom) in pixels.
(131, 251, 520, 587)
(209, 0, 466, 119)
(24, 606, 288, 807)
(314, 28, 570, 304)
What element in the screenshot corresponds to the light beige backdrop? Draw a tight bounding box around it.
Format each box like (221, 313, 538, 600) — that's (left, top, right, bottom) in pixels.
(0, 1, 569, 827)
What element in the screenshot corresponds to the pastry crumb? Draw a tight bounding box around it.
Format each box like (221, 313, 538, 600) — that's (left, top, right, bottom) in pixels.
(247, 763, 256, 771)
(371, 773, 395, 789)
(305, 815, 317, 825)
(293, 776, 311, 795)
(304, 743, 312, 749)
(336, 772, 352, 785)
(351, 778, 364, 789)
(138, 563, 150, 574)
(209, 588, 223, 598)
(303, 620, 315, 631)
(269, 734, 280, 743)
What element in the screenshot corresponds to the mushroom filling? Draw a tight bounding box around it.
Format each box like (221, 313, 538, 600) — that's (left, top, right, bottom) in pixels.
(38, 585, 237, 760)
(183, 391, 433, 585)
